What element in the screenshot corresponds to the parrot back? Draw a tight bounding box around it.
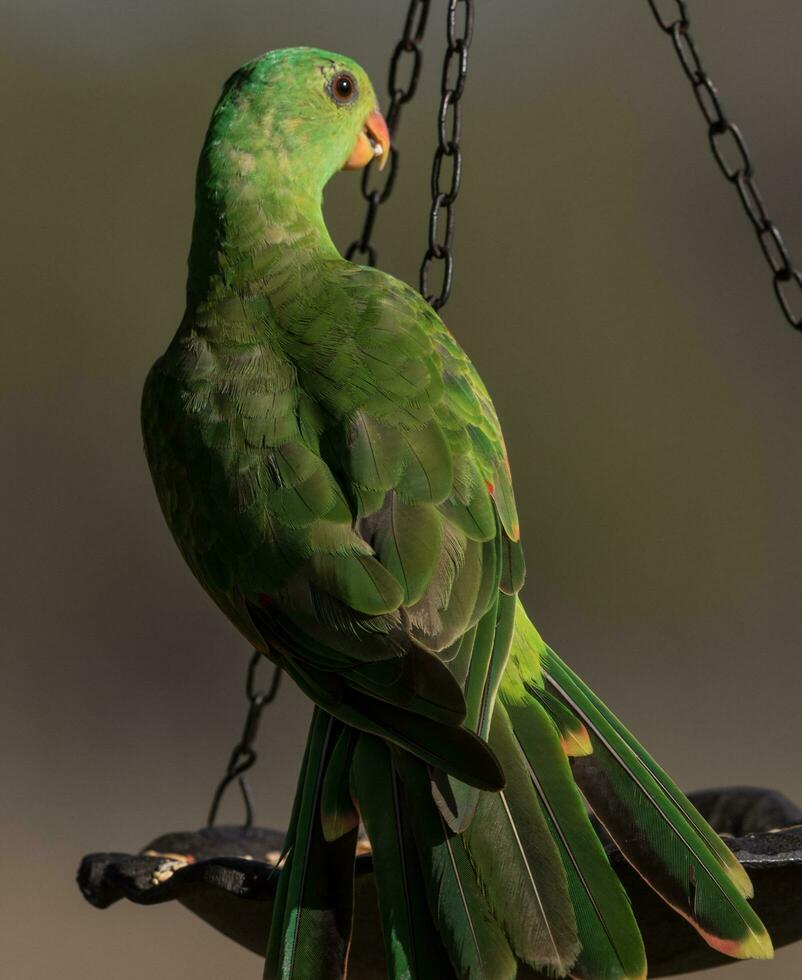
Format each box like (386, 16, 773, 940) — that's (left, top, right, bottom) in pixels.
(142, 267, 770, 980)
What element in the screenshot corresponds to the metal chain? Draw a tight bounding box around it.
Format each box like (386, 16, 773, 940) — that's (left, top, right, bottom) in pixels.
(207, 651, 282, 828)
(346, 0, 431, 267)
(420, 0, 474, 310)
(647, 0, 802, 331)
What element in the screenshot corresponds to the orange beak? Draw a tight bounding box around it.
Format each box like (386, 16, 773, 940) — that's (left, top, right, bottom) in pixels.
(343, 109, 391, 172)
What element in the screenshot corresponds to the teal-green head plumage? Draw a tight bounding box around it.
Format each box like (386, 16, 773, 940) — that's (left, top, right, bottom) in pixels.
(188, 47, 389, 305)
(142, 47, 772, 979)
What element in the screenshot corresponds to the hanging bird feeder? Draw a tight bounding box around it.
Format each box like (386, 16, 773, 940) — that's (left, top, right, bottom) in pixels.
(77, 787, 802, 978)
(79, 1, 802, 975)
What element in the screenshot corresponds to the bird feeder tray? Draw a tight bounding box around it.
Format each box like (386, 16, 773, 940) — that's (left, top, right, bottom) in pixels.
(77, 786, 802, 978)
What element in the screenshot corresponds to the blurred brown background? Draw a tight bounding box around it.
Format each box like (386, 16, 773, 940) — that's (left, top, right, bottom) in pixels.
(2, 1, 800, 977)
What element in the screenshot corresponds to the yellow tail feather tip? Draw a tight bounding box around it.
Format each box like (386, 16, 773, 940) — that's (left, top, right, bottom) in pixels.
(698, 926, 774, 961)
(561, 726, 593, 758)
(738, 929, 775, 961)
(728, 859, 755, 900)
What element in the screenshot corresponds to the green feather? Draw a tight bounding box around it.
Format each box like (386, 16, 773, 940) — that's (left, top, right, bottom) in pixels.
(373, 496, 444, 605)
(547, 650, 753, 895)
(464, 702, 579, 975)
(320, 725, 360, 842)
(396, 421, 453, 504)
(266, 709, 357, 980)
(309, 553, 404, 616)
(348, 412, 404, 490)
(276, 652, 503, 792)
(543, 648, 772, 962)
(263, 467, 335, 527)
(350, 736, 456, 979)
(434, 537, 485, 649)
(263, 445, 342, 528)
(499, 533, 526, 595)
(394, 751, 518, 980)
(344, 642, 468, 727)
(270, 442, 321, 485)
(432, 591, 515, 833)
(431, 603, 496, 832)
(470, 531, 502, 627)
(353, 484, 386, 518)
(342, 689, 504, 791)
(307, 519, 374, 557)
(504, 692, 646, 980)
(530, 686, 593, 757)
(466, 590, 516, 740)
(446, 621, 478, 684)
(489, 461, 519, 543)
(438, 483, 497, 542)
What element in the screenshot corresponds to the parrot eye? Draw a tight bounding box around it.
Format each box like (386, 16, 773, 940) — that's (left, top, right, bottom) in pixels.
(330, 72, 357, 105)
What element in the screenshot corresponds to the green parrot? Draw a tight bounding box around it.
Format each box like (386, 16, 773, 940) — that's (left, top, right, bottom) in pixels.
(142, 47, 773, 980)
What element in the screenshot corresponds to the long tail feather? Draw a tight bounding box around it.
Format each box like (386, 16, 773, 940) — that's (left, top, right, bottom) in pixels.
(465, 701, 580, 976)
(531, 686, 592, 758)
(542, 647, 772, 962)
(321, 725, 360, 842)
(466, 590, 516, 740)
(265, 709, 357, 980)
(433, 591, 517, 832)
(544, 648, 752, 896)
(394, 749, 518, 980)
(350, 735, 456, 979)
(504, 691, 646, 980)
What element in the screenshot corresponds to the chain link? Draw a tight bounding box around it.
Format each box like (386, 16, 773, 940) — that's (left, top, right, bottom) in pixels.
(207, 651, 282, 828)
(647, 0, 802, 331)
(420, 0, 474, 310)
(346, 0, 431, 266)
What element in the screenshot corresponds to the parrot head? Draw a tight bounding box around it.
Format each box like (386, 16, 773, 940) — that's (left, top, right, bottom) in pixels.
(188, 47, 390, 296)
(206, 47, 390, 194)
